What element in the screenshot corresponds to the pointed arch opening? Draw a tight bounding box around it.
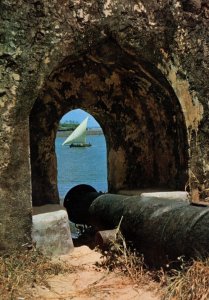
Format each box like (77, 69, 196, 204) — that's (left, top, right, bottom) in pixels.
(56, 109, 107, 202)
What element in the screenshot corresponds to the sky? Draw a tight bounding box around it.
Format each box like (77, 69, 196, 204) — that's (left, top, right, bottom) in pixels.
(60, 109, 100, 128)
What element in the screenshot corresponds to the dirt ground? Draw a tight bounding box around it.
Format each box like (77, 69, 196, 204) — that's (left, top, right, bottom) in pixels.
(31, 246, 161, 300)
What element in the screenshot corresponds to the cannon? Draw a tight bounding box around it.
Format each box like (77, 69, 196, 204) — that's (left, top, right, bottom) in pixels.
(64, 184, 209, 264)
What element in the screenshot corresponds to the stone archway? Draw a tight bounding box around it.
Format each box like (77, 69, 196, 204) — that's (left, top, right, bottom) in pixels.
(30, 40, 189, 206)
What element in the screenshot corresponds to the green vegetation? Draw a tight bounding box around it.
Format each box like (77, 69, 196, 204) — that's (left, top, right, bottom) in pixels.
(58, 120, 79, 131)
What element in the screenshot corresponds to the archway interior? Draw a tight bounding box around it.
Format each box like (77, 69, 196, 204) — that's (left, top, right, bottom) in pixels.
(30, 40, 188, 206)
(56, 109, 107, 201)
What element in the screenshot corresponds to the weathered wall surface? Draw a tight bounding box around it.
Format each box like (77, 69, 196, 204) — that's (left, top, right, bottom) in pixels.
(30, 42, 188, 205)
(0, 0, 208, 250)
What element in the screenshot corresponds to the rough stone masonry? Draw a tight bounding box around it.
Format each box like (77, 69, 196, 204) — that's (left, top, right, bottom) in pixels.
(0, 0, 208, 251)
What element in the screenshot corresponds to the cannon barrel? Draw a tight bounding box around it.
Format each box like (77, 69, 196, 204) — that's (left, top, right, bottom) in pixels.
(64, 184, 209, 264)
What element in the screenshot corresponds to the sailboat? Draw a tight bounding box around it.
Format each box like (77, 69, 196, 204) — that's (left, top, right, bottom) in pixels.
(62, 117, 92, 147)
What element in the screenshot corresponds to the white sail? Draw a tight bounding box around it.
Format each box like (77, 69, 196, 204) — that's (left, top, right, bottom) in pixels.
(62, 117, 89, 146)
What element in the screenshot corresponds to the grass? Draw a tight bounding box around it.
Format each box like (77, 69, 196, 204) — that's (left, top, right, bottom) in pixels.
(96, 229, 209, 300)
(96, 230, 154, 288)
(1, 234, 209, 300)
(160, 257, 209, 300)
(0, 247, 74, 300)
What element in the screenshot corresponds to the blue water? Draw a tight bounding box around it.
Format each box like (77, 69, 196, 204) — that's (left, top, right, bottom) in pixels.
(56, 135, 108, 200)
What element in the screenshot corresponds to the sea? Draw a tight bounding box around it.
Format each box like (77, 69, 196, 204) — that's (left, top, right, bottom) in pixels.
(55, 134, 108, 202)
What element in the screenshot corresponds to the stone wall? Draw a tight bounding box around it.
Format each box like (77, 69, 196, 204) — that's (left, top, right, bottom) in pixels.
(0, 0, 208, 250)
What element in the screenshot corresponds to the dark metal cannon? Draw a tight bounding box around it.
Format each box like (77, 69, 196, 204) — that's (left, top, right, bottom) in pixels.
(64, 184, 209, 264)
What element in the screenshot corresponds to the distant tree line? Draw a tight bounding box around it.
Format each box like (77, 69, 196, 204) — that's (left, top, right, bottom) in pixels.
(58, 120, 79, 131)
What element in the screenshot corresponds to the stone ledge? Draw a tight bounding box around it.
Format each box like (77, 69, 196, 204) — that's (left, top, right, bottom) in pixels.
(32, 205, 74, 256)
(118, 190, 189, 202)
